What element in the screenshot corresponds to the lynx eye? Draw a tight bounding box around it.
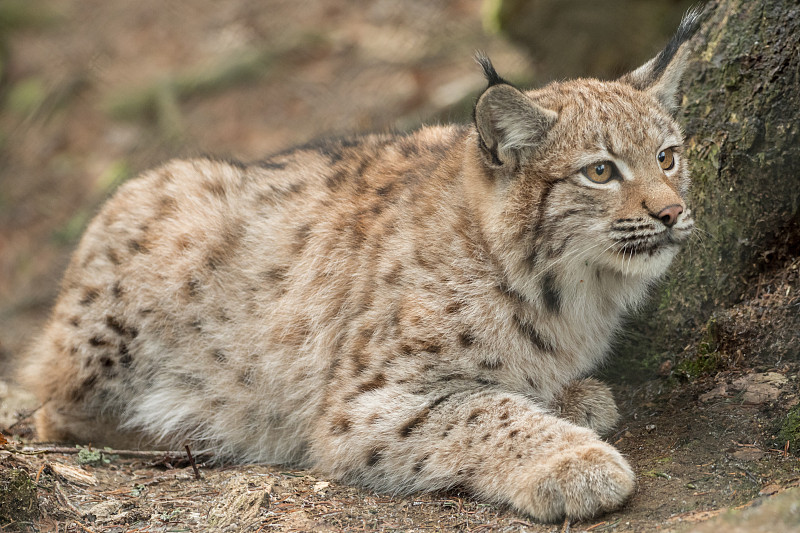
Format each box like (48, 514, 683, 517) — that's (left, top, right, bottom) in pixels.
(582, 161, 615, 184)
(657, 147, 675, 171)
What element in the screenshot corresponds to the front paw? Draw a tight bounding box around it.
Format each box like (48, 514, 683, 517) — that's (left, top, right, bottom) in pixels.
(514, 441, 635, 521)
(550, 378, 619, 435)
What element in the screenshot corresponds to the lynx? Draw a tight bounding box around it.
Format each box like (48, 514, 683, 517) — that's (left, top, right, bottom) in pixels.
(22, 10, 701, 522)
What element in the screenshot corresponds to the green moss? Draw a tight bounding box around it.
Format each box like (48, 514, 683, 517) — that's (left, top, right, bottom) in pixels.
(676, 317, 721, 378)
(777, 405, 800, 454)
(0, 468, 39, 526)
(76, 445, 118, 466)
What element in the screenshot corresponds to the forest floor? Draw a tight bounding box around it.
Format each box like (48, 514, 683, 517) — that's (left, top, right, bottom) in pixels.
(1, 1, 799, 531)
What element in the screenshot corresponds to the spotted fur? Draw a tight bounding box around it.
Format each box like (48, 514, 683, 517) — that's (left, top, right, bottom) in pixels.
(22, 11, 701, 522)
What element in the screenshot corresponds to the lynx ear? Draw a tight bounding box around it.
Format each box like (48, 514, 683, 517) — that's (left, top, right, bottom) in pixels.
(619, 7, 705, 112)
(473, 54, 557, 168)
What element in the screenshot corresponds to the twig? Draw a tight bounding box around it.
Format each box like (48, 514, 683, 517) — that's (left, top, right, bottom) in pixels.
(561, 517, 571, 532)
(609, 426, 629, 444)
(74, 522, 97, 533)
(185, 444, 201, 480)
(736, 465, 759, 484)
(12, 445, 204, 459)
(34, 463, 45, 483)
(53, 481, 82, 518)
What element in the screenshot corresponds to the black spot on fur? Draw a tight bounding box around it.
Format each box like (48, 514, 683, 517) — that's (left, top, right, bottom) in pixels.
(119, 343, 132, 367)
(111, 282, 123, 299)
(429, 391, 459, 410)
(88, 336, 111, 347)
(105, 315, 138, 338)
(326, 169, 349, 190)
(399, 408, 430, 438)
(212, 349, 226, 363)
(458, 331, 476, 348)
(106, 247, 121, 265)
(79, 288, 99, 306)
(366, 446, 385, 467)
(445, 301, 464, 314)
(541, 272, 561, 314)
(179, 373, 205, 389)
(186, 277, 200, 298)
(524, 247, 538, 269)
(69, 317, 80, 328)
(358, 373, 387, 393)
(513, 314, 555, 353)
(70, 374, 98, 401)
(413, 454, 429, 473)
(202, 179, 227, 198)
(128, 239, 148, 254)
(293, 224, 311, 253)
(205, 221, 245, 270)
(259, 160, 287, 170)
(478, 358, 503, 370)
(239, 368, 256, 387)
(399, 141, 419, 158)
(331, 416, 352, 435)
(376, 182, 395, 197)
(466, 409, 484, 425)
(497, 282, 526, 305)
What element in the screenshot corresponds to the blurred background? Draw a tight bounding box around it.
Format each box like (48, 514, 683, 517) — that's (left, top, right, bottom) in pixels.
(0, 0, 691, 421)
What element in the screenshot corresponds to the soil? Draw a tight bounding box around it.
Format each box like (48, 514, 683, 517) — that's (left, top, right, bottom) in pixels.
(1, 1, 799, 532)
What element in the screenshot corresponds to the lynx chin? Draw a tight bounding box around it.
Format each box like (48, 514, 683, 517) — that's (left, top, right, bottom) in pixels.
(23, 9, 702, 522)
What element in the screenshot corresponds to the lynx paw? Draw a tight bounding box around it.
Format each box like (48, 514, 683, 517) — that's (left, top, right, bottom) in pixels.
(550, 378, 619, 435)
(515, 441, 635, 521)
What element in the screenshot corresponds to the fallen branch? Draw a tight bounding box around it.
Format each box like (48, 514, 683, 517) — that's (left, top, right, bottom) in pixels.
(8, 445, 205, 460)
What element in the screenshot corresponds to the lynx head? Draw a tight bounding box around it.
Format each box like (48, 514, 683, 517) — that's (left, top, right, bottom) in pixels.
(471, 9, 702, 285)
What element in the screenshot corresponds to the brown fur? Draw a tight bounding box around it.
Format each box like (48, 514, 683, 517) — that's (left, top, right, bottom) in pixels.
(21, 11, 702, 522)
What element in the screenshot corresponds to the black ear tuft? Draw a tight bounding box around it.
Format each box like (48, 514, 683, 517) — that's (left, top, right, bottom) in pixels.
(474, 52, 510, 88)
(619, 4, 709, 112)
(648, 5, 706, 83)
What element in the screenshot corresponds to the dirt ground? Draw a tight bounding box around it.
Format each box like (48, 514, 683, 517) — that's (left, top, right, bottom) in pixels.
(1, 1, 799, 532)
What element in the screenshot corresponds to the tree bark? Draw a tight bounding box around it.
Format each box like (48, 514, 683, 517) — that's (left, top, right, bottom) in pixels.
(612, 0, 800, 378)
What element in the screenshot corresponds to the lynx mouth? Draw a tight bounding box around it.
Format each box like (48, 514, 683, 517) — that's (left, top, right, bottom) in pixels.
(610, 223, 693, 258)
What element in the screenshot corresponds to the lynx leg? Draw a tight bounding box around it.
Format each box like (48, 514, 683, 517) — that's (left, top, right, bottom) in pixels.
(21, 325, 144, 449)
(312, 383, 634, 522)
(33, 402, 153, 450)
(549, 377, 620, 435)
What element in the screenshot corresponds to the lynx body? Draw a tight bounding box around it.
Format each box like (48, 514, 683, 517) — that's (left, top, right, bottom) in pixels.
(23, 12, 700, 521)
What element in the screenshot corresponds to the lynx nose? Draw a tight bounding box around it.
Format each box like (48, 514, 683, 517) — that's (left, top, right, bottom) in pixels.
(657, 205, 683, 227)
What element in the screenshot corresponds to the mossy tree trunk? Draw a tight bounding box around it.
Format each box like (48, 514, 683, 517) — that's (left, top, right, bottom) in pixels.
(494, 0, 800, 379)
(612, 0, 800, 379)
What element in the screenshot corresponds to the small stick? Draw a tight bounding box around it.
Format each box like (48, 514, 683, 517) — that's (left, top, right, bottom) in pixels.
(34, 463, 46, 483)
(185, 444, 201, 480)
(736, 465, 759, 484)
(12, 445, 204, 459)
(561, 517, 571, 533)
